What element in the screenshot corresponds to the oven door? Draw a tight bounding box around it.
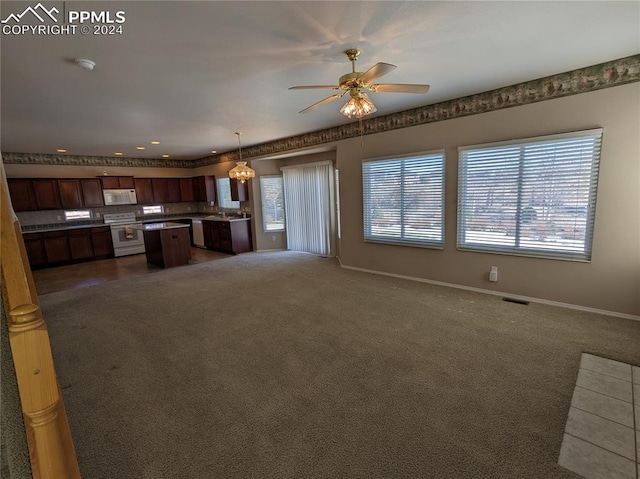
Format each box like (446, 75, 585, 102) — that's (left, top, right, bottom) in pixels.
(110, 223, 145, 257)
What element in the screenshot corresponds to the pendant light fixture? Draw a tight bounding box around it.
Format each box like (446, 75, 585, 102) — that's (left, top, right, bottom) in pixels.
(228, 132, 255, 184)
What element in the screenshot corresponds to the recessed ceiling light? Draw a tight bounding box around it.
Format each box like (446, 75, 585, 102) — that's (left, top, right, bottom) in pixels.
(56, 149, 67, 153)
(136, 146, 146, 150)
(151, 141, 160, 145)
(211, 150, 217, 154)
(162, 154, 170, 158)
(114, 152, 123, 156)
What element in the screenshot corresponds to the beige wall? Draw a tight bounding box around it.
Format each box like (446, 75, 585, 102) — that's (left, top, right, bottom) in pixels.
(337, 83, 640, 316)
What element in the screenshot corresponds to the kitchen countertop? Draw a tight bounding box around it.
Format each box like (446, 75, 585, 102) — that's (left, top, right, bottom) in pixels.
(137, 222, 190, 231)
(20, 213, 251, 233)
(201, 215, 251, 222)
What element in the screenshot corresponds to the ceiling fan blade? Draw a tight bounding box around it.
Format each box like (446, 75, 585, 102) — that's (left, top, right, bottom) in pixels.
(358, 62, 397, 85)
(299, 92, 346, 114)
(289, 85, 341, 90)
(371, 83, 430, 94)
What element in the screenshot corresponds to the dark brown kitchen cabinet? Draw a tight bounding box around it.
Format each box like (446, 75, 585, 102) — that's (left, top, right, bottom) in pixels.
(33, 179, 62, 210)
(134, 178, 154, 205)
(194, 176, 216, 203)
(81, 179, 104, 207)
(202, 220, 221, 249)
(230, 178, 249, 202)
(202, 219, 252, 254)
(179, 178, 195, 202)
(100, 176, 134, 189)
(91, 226, 114, 258)
(43, 230, 69, 264)
(58, 179, 84, 209)
(151, 178, 169, 203)
(23, 232, 46, 267)
(68, 229, 93, 260)
(7, 179, 37, 212)
(167, 179, 181, 203)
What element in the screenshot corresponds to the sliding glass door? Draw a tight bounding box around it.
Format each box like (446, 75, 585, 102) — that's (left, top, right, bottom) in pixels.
(282, 161, 334, 256)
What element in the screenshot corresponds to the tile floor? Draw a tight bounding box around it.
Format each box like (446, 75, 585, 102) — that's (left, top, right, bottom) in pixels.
(558, 353, 639, 479)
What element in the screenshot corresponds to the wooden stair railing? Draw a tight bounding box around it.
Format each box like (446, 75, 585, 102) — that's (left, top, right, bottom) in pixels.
(1, 166, 81, 478)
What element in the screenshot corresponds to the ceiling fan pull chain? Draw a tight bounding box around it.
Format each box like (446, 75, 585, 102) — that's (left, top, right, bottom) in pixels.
(359, 117, 364, 146)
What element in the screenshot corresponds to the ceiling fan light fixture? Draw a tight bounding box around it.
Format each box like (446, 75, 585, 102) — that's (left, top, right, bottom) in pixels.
(340, 92, 377, 119)
(228, 132, 255, 184)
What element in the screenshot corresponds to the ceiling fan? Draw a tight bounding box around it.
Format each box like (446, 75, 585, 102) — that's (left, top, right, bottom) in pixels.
(289, 48, 430, 119)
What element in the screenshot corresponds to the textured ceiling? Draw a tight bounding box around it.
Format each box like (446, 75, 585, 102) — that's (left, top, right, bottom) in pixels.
(1, 1, 638, 160)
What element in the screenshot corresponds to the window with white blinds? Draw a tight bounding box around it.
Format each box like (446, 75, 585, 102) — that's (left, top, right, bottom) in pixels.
(457, 129, 602, 261)
(363, 151, 445, 247)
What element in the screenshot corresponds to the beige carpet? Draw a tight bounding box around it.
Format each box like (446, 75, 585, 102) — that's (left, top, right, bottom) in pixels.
(39, 251, 640, 478)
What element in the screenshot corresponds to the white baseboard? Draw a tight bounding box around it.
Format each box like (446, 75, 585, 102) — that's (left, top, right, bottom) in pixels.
(338, 261, 639, 322)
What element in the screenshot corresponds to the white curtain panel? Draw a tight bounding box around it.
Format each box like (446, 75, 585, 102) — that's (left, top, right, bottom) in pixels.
(282, 162, 332, 256)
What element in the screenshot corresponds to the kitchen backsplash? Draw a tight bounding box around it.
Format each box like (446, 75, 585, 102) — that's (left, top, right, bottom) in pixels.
(17, 200, 250, 228)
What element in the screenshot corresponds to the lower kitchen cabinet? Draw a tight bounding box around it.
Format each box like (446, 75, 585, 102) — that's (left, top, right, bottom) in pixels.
(23, 233, 47, 267)
(202, 219, 252, 254)
(22, 226, 114, 269)
(68, 229, 94, 260)
(91, 226, 114, 258)
(43, 231, 70, 264)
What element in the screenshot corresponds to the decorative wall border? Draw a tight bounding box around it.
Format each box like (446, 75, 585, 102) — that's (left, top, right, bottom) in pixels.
(4, 54, 639, 169)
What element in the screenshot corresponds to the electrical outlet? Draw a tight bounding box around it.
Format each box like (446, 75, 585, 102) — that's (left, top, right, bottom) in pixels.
(489, 266, 498, 282)
(272, 235, 276, 241)
(187, 207, 191, 211)
(56, 215, 62, 221)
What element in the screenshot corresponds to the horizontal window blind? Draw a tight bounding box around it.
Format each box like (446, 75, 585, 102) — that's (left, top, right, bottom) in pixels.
(457, 129, 602, 261)
(363, 151, 444, 247)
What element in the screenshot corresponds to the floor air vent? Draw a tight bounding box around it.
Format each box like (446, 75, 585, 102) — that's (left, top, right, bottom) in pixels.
(502, 297, 529, 305)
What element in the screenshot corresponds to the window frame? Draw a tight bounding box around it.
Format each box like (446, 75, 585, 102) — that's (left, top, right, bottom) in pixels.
(456, 128, 602, 262)
(259, 175, 285, 232)
(362, 150, 445, 249)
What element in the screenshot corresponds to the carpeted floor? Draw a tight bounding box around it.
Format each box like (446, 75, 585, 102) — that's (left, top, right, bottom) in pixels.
(39, 251, 640, 478)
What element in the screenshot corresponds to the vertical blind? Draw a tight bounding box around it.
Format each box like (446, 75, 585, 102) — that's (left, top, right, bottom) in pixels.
(457, 128, 602, 261)
(362, 151, 444, 247)
(282, 162, 333, 256)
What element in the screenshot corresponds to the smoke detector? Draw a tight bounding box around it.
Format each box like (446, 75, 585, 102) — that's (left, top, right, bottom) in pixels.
(75, 59, 95, 71)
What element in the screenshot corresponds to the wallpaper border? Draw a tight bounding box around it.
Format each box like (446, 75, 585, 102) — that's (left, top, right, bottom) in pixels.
(3, 54, 639, 169)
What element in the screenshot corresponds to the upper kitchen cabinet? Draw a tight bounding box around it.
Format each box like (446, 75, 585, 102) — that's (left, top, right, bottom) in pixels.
(179, 178, 195, 202)
(230, 178, 249, 202)
(100, 176, 134, 189)
(167, 179, 182, 203)
(151, 178, 169, 204)
(7, 179, 37, 211)
(58, 179, 84, 209)
(194, 176, 216, 203)
(80, 179, 104, 207)
(32, 179, 62, 210)
(134, 178, 154, 205)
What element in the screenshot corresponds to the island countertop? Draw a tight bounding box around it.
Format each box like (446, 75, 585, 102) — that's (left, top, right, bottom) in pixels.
(137, 222, 190, 231)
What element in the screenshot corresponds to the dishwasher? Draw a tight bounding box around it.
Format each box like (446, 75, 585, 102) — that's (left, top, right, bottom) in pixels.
(192, 219, 205, 248)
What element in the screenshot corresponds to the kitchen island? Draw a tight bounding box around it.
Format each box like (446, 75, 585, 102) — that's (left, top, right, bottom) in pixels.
(138, 222, 191, 268)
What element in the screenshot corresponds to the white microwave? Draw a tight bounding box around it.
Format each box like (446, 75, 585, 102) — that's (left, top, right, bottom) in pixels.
(103, 189, 137, 205)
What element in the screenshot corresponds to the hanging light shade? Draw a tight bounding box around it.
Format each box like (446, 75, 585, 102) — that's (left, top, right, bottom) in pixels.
(340, 91, 377, 119)
(228, 132, 255, 184)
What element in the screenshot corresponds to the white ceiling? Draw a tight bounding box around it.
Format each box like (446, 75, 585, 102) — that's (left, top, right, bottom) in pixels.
(1, 1, 638, 161)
